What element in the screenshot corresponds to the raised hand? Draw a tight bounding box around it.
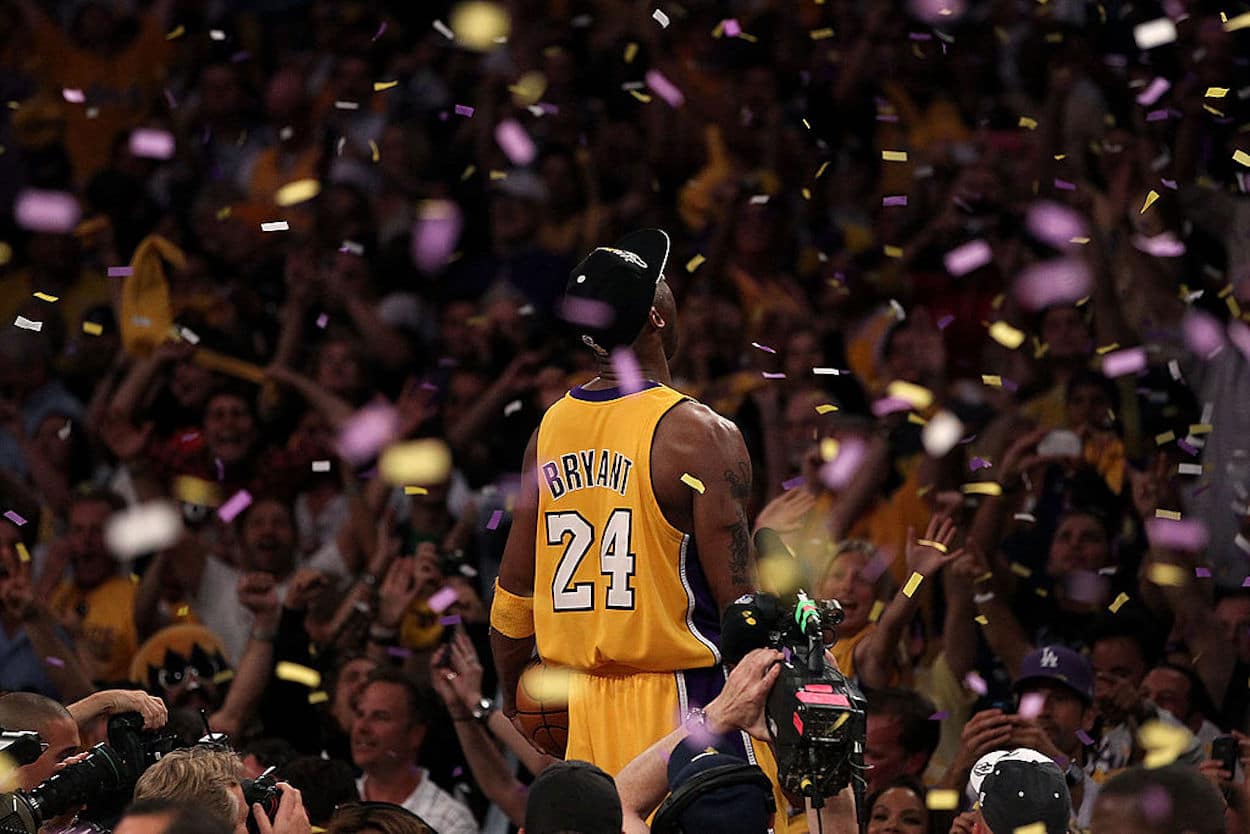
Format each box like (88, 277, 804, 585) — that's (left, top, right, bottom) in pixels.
(754, 487, 817, 535)
(377, 558, 421, 630)
(238, 572, 281, 628)
(905, 515, 964, 580)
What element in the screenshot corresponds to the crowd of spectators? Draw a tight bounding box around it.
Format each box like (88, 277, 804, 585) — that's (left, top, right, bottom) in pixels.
(2, 0, 1250, 832)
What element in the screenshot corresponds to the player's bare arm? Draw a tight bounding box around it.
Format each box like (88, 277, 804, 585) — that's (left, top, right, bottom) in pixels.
(491, 427, 540, 718)
(652, 400, 756, 612)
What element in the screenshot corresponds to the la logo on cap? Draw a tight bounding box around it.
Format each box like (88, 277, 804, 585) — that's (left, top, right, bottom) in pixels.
(1040, 648, 1059, 669)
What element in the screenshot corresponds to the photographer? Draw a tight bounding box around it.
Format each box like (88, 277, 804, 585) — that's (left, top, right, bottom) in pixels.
(132, 745, 310, 834)
(614, 649, 858, 834)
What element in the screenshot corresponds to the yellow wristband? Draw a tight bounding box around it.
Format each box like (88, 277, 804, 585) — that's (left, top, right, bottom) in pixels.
(490, 581, 536, 639)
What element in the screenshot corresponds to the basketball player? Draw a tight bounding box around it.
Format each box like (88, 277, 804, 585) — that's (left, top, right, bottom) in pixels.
(490, 229, 789, 828)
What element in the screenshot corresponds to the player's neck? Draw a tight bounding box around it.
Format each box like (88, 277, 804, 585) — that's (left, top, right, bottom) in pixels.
(591, 344, 671, 389)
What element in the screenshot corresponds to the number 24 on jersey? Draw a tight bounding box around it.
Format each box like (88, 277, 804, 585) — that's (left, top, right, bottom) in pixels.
(545, 509, 636, 612)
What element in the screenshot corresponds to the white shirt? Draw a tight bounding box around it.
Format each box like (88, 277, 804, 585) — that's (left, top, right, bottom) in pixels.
(192, 556, 288, 663)
(357, 770, 479, 834)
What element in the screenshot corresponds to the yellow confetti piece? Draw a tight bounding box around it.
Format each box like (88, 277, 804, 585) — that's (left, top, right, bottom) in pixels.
(274, 179, 322, 207)
(629, 90, 653, 103)
(215, 206, 232, 221)
(1018, 116, 1038, 130)
(404, 486, 429, 496)
(801, 118, 811, 130)
(173, 475, 221, 507)
(1035, 587, 1049, 598)
(369, 140, 380, 162)
(308, 690, 330, 705)
(925, 789, 960, 811)
(624, 42, 638, 62)
(681, 473, 706, 493)
(1203, 104, 1225, 117)
(276, 661, 322, 688)
(974, 614, 989, 625)
(882, 150, 908, 162)
(963, 482, 1004, 496)
(1013, 824, 1047, 834)
(1147, 563, 1187, 587)
(981, 374, 1003, 387)
(1069, 236, 1091, 244)
(176, 604, 190, 617)
(907, 413, 927, 426)
(1141, 190, 1160, 213)
(213, 669, 236, 685)
(1054, 154, 1066, 160)
(868, 600, 886, 623)
(816, 161, 830, 179)
(1154, 509, 1182, 520)
(0, 241, 10, 266)
(130, 573, 140, 584)
(32, 292, 58, 302)
(1155, 430, 1175, 445)
(989, 321, 1026, 349)
(82, 321, 103, 336)
(686, 253, 705, 272)
(801, 188, 811, 201)
(16, 542, 30, 563)
(1095, 342, 1120, 355)
(887, 380, 934, 410)
(815, 404, 838, 414)
(902, 571, 925, 598)
(1229, 296, 1243, 318)
(380, 438, 454, 486)
(374, 80, 398, 92)
(916, 539, 948, 553)
(1139, 720, 1191, 768)
(883, 244, 903, 259)
(1010, 562, 1032, 578)
(738, 32, 758, 43)
(820, 437, 839, 461)
(1189, 424, 1213, 435)
(1227, 11, 1250, 31)
(809, 27, 835, 39)
(1206, 87, 1230, 98)
(1108, 592, 1130, 613)
(165, 24, 185, 39)
(461, 165, 477, 181)
(1234, 150, 1250, 167)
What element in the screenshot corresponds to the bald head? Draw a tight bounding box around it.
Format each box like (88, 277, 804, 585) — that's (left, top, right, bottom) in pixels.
(0, 693, 80, 790)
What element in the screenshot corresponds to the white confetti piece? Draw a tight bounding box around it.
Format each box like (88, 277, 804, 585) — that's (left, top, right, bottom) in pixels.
(105, 501, 184, 560)
(433, 19, 454, 39)
(1134, 18, 1178, 50)
(503, 399, 522, 416)
(922, 411, 964, 457)
(129, 128, 175, 160)
(311, 460, 331, 472)
(261, 221, 289, 232)
(652, 8, 670, 27)
(14, 316, 42, 332)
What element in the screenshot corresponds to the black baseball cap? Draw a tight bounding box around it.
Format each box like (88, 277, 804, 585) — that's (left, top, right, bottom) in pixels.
(563, 228, 671, 355)
(970, 748, 1071, 834)
(524, 760, 623, 834)
(656, 739, 773, 834)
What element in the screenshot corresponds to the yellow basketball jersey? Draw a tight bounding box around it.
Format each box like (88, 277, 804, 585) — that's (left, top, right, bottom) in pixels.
(533, 381, 721, 674)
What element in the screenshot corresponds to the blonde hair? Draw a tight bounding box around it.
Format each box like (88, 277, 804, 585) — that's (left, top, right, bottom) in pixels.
(819, 539, 897, 601)
(133, 746, 243, 827)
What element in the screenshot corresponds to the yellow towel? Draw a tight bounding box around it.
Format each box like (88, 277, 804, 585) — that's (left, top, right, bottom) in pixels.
(120, 235, 184, 357)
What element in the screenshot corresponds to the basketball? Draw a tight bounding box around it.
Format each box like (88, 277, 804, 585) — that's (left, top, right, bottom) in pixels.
(514, 658, 570, 758)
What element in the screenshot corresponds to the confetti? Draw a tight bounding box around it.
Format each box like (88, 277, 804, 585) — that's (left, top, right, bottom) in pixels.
(1026, 201, 1088, 251)
(32, 292, 58, 303)
(1018, 692, 1046, 719)
(486, 510, 504, 530)
(260, 221, 289, 232)
(929, 711, 949, 721)
(1108, 592, 1130, 613)
(887, 380, 934, 410)
(723, 19, 741, 37)
(963, 482, 1004, 496)
(308, 691, 330, 705)
(1018, 116, 1038, 130)
(1140, 190, 1160, 213)
(989, 321, 1026, 349)
(337, 403, 400, 466)
(781, 476, 806, 491)
(611, 346, 644, 393)
(404, 486, 428, 496)
(1134, 18, 1178, 50)
(105, 501, 184, 560)
(15, 543, 30, 563)
(982, 374, 1002, 387)
(410, 199, 463, 274)
(624, 42, 638, 62)
(428, 585, 460, 613)
(433, 19, 454, 39)
(686, 254, 705, 272)
(494, 119, 536, 165)
(901, 571, 925, 598)
(645, 70, 685, 108)
(449, 2, 510, 50)
(820, 437, 867, 490)
(374, 81, 398, 92)
(14, 189, 80, 233)
(1178, 462, 1203, 476)
(944, 239, 993, 276)
(1205, 87, 1229, 98)
(815, 404, 838, 414)
(1138, 720, 1190, 767)
(275, 662, 321, 688)
(558, 296, 614, 328)
(274, 179, 321, 206)
(454, 104, 475, 117)
(217, 490, 253, 523)
(1145, 518, 1209, 551)
(14, 316, 42, 332)
(1183, 310, 1225, 357)
(3, 510, 26, 526)
(681, 473, 706, 493)
(62, 88, 85, 103)
(1146, 563, 1188, 587)
(868, 600, 886, 623)
(1015, 258, 1093, 311)
(1101, 347, 1147, 378)
(1010, 563, 1033, 578)
(882, 150, 908, 162)
(882, 195, 908, 206)
(129, 128, 175, 160)
(964, 672, 988, 695)
(1013, 825, 1046, 834)
(1234, 150, 1250, 168)
(652, 8, 670, 27)
(1136, 78, 1171, 106)
(311, 460, 331, 473)
(379, 438, 454, 486)
(883, 244, 904, 259)
(925, 789, 959, 811)
(369, 140, 379, 162)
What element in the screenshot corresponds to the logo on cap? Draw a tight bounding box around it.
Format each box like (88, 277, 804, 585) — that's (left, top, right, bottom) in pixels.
(597, 247, 648, 270)
(1040, 647, 1059, 669)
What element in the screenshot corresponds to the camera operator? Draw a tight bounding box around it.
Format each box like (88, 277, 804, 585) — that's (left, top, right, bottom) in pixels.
(116, 799, 232, 834)
(132, 745, 310, 834)
(615, 649, 858, 834)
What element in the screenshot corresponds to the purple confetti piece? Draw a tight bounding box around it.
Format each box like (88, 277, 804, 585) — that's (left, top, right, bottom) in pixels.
(723, 18, 741, 37)
(4, 510, 27, 526)
(1145, 109, 1171, 122)
(882, 195, 909, 206)
(45, 656, 65, 668)
(62, 88, 85, 103)
(336, 403, 400, 466)
(1182, 310, 1225, 358)
(428, 585, 459, 613)
(15, 189, 81, 233)
(969, 457, 992, 471)
(439, 614, 462, 627)
(1054, 178, 1077, 191)
(1101, 346, 1148, 378)
(107, 266, 133, 277)
(929, 711, 949, 721)
(316, 312, 329, 329)
(230, 51, 250, 63)
(410, 200, 463, 274)
(1135, 77, 1171, 106)
(451, 766, 464, 778)
(964, 671, 988, 696)
(372, 20, 387, 41)
(1195, 567, 1212, 578)
(1229, 321, 1250, 361)
(387, 646, 412, 658)
(217, 489, 253, 523)
(1015, 257, 1092, 311)
(557, 296, 614, 329)
(1018, 692, 1046, 719)
(871, 396, 912, 417)
(1026, 201, 1087, 251)
(943, 239, 993, 276)
(781, 476, 806, 491)
(1064, 569, 1107, 604)
(611, 346, 644, 393)
(454, 104, 475, 117)
(936, 314, 955, 330)
(494, 119, 537, 165)
(129, 128, 176, 160)
(1132, 232, 1185, 257)
(876, 113, 900, 122)
(820, 437, 867, 490)
(214, 457, 225, 481)
(908, 31, 933, 41)
(1076, 729, 1094, 746)
(486, 509, 504, 530)
(1145, 518, 1209, 551)
(751, 342, 777, 354)
(761, 372, 786, 380)
(645, 69, 685, 108)
(1160, 178, 1178, 190)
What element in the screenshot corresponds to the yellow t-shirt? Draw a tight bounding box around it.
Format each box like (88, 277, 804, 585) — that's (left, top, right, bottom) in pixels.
(50, 575, 139, 682)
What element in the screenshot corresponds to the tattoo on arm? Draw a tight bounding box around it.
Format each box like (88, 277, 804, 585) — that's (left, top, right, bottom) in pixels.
(724, 462, 752, 588)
